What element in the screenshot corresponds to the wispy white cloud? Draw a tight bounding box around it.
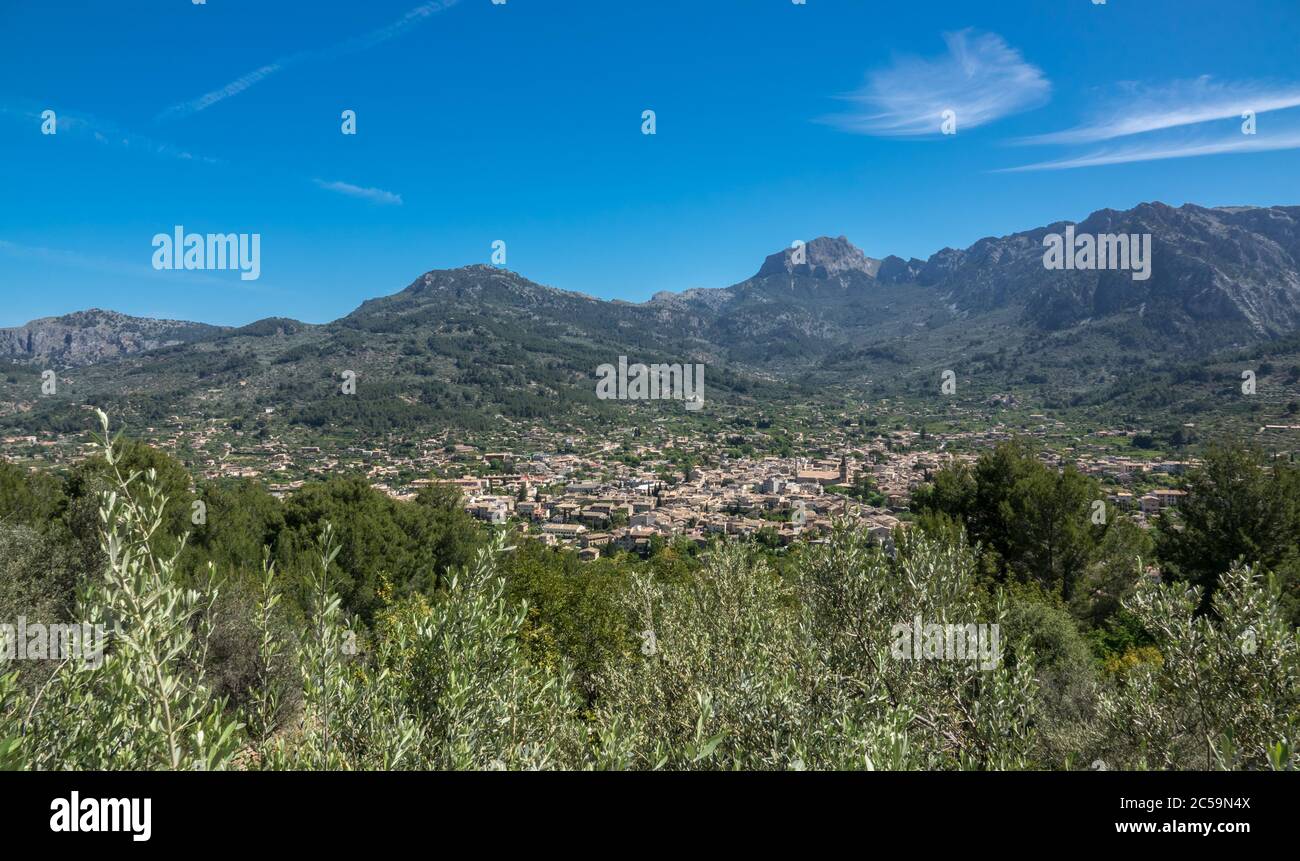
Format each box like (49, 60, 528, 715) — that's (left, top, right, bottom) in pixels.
(157, 0, 462, 121)
(823, 29, 1049, 137)
(160, 63, 287, 122)
(313, 179, 403, 205)
(1016, 76, 1300, 146)
(3, 103, 404, 206)
(0, 105, 219, 163)
(1001, 74, 1300, 171)
(999, 130, 1300, 172)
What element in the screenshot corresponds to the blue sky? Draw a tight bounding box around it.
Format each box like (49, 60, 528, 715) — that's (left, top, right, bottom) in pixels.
(3, 0, 1300, 327)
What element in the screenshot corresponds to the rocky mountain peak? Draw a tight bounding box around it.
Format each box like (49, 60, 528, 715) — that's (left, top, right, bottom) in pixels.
(756, 236, 881, 279)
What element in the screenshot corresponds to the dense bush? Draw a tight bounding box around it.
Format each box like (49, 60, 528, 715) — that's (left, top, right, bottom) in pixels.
(0, 418, 1296, 770)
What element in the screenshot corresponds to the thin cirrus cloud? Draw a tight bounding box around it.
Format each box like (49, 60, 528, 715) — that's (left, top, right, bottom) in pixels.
(4, 104, 400, 204)
(156, 0, 462, 122)
(1000, 131, 1300, 173)
(1015, 77, 1300, 146)
(1002, 76, 1300, 171)
(824, 29, 1050, 137)
(313, 179, 404, 206)
(0, 105, 220, 164)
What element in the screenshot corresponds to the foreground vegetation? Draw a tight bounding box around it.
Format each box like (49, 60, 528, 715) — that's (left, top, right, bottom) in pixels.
(0, 413, 1296, 770)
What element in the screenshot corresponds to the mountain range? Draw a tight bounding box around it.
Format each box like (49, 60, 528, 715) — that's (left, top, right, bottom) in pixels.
(6, 201, 1300, 433)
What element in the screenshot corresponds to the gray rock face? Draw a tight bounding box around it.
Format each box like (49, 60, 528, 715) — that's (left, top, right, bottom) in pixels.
(0, 309, 223, 366)
(909, 203, 1300, 337)
(757, 236, 881, 279)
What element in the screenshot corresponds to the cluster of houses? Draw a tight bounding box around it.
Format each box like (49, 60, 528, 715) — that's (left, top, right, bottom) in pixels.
(448, 453, 908, 559)
(5, 408, 1217, 562)
(1067, 452, 1193, 521)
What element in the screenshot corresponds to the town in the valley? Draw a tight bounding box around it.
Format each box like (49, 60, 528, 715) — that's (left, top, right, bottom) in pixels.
(4, 399, 1266, 560)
